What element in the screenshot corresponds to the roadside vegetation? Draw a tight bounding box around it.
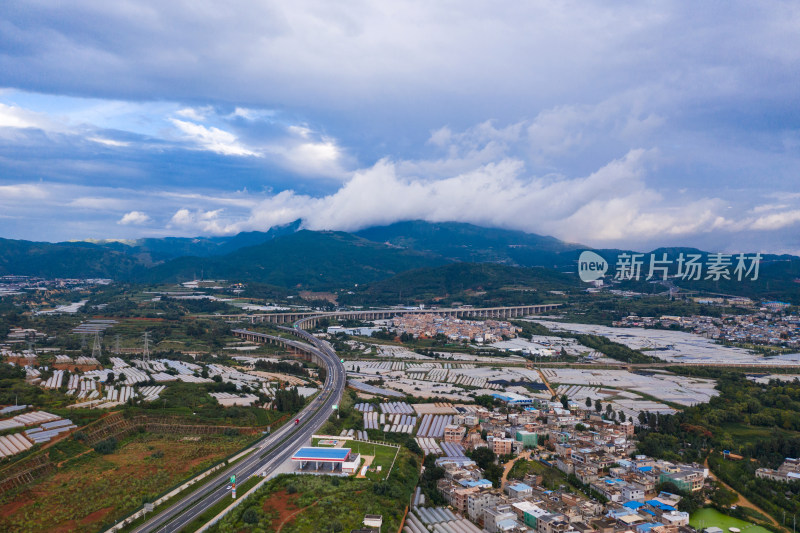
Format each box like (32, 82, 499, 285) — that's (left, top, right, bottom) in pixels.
(0, 432, 253, 533)
(207, 445, 420, 533)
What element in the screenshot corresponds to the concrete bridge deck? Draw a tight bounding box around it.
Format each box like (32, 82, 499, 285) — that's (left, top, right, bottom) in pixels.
(217, 304, 560, 327)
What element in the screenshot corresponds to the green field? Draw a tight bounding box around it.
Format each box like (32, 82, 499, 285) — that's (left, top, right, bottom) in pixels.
(345, 440, 399, 480)
(308, 438, 399, 481)
(690, 508, 772, 533)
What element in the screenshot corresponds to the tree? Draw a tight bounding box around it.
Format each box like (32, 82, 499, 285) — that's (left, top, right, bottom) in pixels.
(585, 397, 592, 408)
(106, 371, 115, 384)
(471, 447, 497, 469)
(638, 411, 647, 425)
(560, 394, 569, 410)
(484, 462, 504, 487)
(618, 411, 626, 423)
(94, 437, 118, 454)
(595, 399, 602, 413)
(475, 395, 495, 409)
(241, 507, 259, 524)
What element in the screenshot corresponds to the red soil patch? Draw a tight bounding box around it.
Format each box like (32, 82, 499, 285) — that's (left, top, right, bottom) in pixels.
(0, 494, 33, 516)
(53, 363, 100, 371)
(262, 490, 301, 526)
(80, 506, 114, 525)
(50, 520, 77, 533)
(276, 501, 319, 533)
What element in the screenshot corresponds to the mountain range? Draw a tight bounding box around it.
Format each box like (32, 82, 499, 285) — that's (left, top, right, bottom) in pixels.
(0, 221, 798, 302)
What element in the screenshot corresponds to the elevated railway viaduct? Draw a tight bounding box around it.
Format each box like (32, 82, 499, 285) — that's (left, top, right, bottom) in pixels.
(220, 303, 560, 328)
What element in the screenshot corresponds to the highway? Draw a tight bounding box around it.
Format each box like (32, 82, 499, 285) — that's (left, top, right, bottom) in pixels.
(130, 322, 345, 533)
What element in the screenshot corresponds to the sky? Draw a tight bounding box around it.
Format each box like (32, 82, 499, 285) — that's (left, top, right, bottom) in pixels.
(1, 1, 800, 254)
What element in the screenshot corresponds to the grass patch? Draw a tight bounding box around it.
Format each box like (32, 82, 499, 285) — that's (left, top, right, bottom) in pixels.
(720, 422, 800, 439)
(344, 440, 399, 481)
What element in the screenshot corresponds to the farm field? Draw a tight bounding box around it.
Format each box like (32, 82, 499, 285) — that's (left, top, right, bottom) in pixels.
(0, 432, 253, 533)
(690, 507, 771, 533)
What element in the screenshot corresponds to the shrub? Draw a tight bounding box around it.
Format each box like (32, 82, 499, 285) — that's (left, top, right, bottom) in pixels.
(241, 507, 259, 524)
(93, 437, 118, 455)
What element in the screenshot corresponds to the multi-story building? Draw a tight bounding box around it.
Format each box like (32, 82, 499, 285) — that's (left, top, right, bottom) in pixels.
(657, 464, 704, 492)
(454, 413, 479, 426)
(537, 513, 572, 533)
(444, 424, 467, 443)
(467, 490, 501, 523)
(483, 505, 519, 533)
(756, 458, 800, 482)
(659, 510, 690, 527)
(574, 465, 599, 484)
(492, 437, 515, 456)
(505, 482, 533, 499)
(515, 430, 538, 448)
(622, 485, 645, 501)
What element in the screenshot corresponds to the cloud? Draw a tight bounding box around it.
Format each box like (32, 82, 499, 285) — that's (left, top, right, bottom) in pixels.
(0, 2, 799, 251)
(175, 106, 212, 121)
(168, 208, 238, 234)
(0, 183, 50, 200)
(4, 1, 798, 125)
(169, 118, 258, 157)
(71, 197, 131, 210)
(118, 210, 151, 225)
(239, 148, 735, 246)
(230, 107, 274, 121)
(271, 137, 346, 178)
(0, 103, 57, 130)
(749, 209, 800, 231)
(87, 136, 130, 147)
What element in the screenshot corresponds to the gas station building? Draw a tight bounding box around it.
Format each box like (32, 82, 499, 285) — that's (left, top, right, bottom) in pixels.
(291, 447, 361, 474)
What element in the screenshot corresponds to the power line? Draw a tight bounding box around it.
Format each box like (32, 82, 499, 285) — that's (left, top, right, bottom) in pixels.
(92, 331, 102, 359)
(142, 331, 150, 364)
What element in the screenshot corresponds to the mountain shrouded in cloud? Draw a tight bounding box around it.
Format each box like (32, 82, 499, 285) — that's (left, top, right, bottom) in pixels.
(0, 1, 799, 254)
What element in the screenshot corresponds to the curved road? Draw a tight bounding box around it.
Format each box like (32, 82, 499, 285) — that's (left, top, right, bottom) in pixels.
(130, 323, 345, 533)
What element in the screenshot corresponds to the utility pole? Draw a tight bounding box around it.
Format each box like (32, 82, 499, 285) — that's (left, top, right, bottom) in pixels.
(142, 332, 150, 364)
(92, 331, 102, 360)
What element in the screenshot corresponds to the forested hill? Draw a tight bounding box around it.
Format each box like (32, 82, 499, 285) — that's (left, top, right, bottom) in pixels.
(1, 220, 799, 301)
